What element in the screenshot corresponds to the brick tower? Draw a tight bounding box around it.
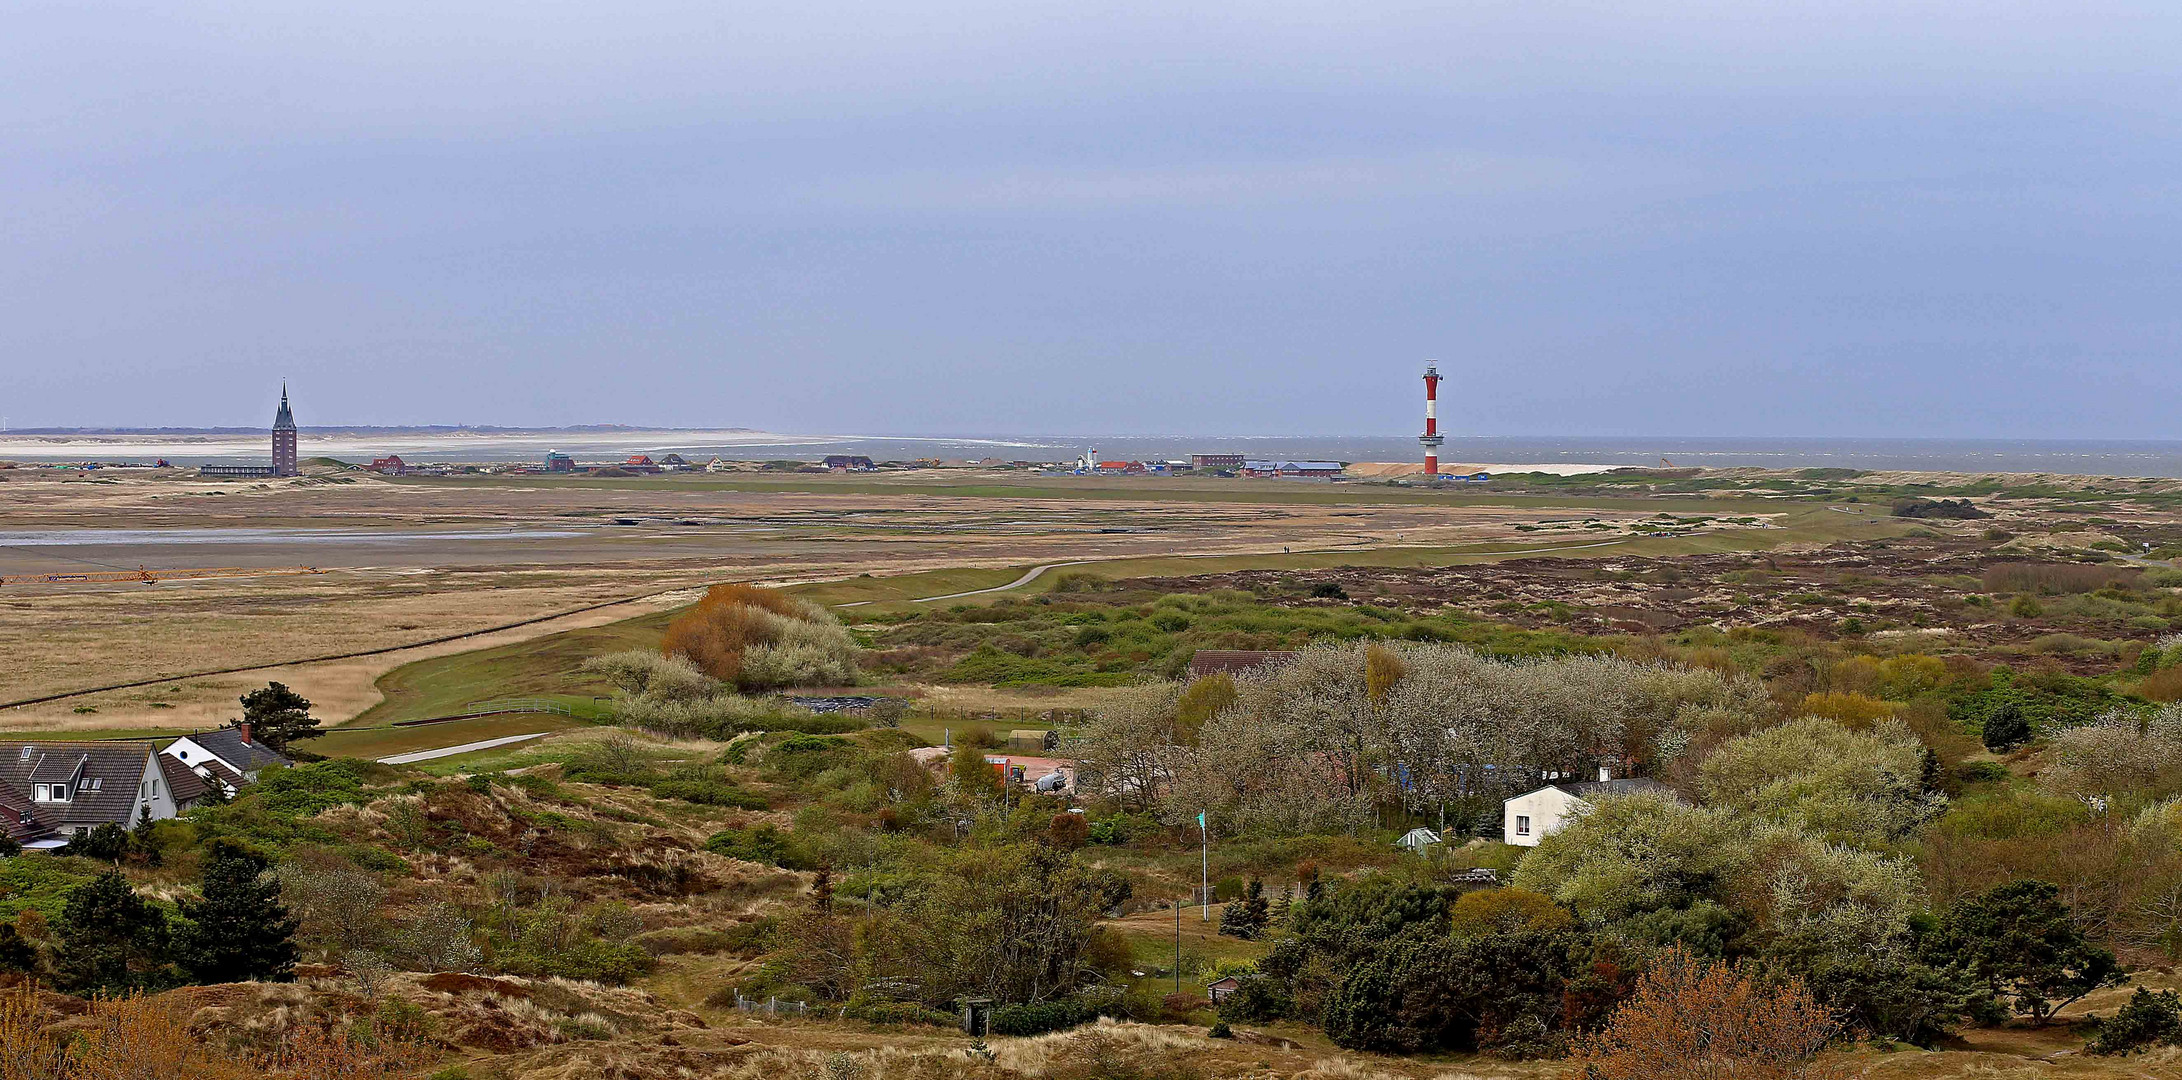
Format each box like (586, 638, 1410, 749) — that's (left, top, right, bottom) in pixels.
(272, 384, 298, 477)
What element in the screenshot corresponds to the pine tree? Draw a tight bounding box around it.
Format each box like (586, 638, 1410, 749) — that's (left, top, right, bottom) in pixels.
(176, 841, 299, 984)
(56, 870, 172, 995)
(238, 681, 322, 753)
(130, 806, 161, 867)
(1220, 877, 1271, 940)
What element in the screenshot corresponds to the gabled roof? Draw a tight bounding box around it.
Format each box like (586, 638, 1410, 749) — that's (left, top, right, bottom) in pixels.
(174, 728, 291, 773)
(0, 742, 159, 829)
(157, 755, 208, 805)
(198, 759, 245, 790)
(27, 754, 85, 784)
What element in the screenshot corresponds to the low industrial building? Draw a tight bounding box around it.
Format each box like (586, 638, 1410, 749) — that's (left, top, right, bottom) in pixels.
(1241, 460, 1344, 479)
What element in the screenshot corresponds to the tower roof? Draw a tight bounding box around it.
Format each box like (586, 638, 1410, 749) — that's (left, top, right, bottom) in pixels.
(273, 384, 295, 430)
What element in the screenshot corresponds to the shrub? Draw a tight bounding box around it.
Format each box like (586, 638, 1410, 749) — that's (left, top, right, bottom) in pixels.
(1984, 562, 2138, 596)
(649, 775, 768, 809)
(247, 760, 372, 818)
(990, 998, 1098, 1036)
(661, 583, 858, 689)
(1572, 947, 1843, 1080)
(2090, 987, 2182, 1055)
(1218, 977, 1290, 1022)
(704, 825, 812, 869)
(493, 939, 655, 984)
(1892, 498, 1989, 520)
(1983, 704, 2032, 752)
(845, 999, 954, 1025)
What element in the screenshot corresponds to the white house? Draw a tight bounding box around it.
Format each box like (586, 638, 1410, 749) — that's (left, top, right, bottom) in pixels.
(0, 741, 197, 847)
(1503, 768, 1678, 847)
(162, 724, 292, 796)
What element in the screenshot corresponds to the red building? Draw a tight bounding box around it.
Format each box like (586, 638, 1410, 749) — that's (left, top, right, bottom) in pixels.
(368, 455, 406, 475)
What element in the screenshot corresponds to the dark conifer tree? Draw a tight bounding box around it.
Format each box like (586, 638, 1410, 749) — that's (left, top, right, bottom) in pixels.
(238, 681, 322, 753)
(176, 841, 299, 984)
(55, 870, 172, 994)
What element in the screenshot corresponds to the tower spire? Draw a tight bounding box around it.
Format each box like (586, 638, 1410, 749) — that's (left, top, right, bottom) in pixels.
(271, 382, 298, 476)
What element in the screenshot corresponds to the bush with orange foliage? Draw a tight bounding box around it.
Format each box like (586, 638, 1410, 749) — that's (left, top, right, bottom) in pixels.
(659, 583, 856, 689)
(1572, 947, 1844, 1080)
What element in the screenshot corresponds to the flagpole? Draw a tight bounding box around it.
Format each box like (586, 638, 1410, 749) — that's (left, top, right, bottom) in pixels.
(1199, 811, 1209, 922)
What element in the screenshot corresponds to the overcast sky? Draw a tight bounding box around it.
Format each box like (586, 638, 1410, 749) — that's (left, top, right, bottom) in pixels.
(5, 2, 2179, 437)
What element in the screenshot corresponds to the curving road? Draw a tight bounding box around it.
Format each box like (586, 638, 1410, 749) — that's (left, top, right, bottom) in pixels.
(377, 731, 549, 765)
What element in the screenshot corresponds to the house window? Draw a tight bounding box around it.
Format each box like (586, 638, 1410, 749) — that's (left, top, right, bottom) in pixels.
(34, 784, 68, 803)
(1515, 814, 1531, 836)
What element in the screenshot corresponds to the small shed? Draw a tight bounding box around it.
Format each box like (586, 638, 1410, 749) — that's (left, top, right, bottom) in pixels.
(1207, 976, 1243, 1005)
(1008, 729, 1057, 754)
(958, 997, 995, 1036)
(1395, 827, 1443, 854)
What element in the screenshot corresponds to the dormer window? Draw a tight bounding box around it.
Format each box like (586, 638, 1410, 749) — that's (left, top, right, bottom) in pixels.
(33, 784, 69, 803)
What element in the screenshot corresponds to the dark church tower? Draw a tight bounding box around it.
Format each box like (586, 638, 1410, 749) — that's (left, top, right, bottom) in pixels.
(272, 384, 298, 477)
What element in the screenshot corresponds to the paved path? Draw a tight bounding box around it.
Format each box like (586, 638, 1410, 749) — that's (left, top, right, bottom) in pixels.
(378, 731, 549, 765)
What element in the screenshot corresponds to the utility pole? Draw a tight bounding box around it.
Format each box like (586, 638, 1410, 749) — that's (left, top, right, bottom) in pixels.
(1174, 898, 1182, 993)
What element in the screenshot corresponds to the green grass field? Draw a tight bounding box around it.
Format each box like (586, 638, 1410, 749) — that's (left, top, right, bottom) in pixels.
(345, 610, 672, 727)
(337, 498, 1911, 750)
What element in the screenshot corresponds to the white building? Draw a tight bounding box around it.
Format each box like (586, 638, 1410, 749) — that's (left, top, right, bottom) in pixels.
(162, 725, 292, 796)
(1503, 768, 1678, 847)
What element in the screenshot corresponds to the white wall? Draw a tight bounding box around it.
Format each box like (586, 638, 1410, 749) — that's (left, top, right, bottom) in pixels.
(1504, 786, 1588, 847)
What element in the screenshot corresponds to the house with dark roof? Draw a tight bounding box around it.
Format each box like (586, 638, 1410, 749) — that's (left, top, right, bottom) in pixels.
(0, 741, 187, 847)
(162, 725, 292, 798)
(1503, 768, 1678, 847)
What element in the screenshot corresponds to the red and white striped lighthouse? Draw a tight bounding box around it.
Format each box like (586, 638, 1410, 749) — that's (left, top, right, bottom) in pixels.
(1419, 361, 1444, 476)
